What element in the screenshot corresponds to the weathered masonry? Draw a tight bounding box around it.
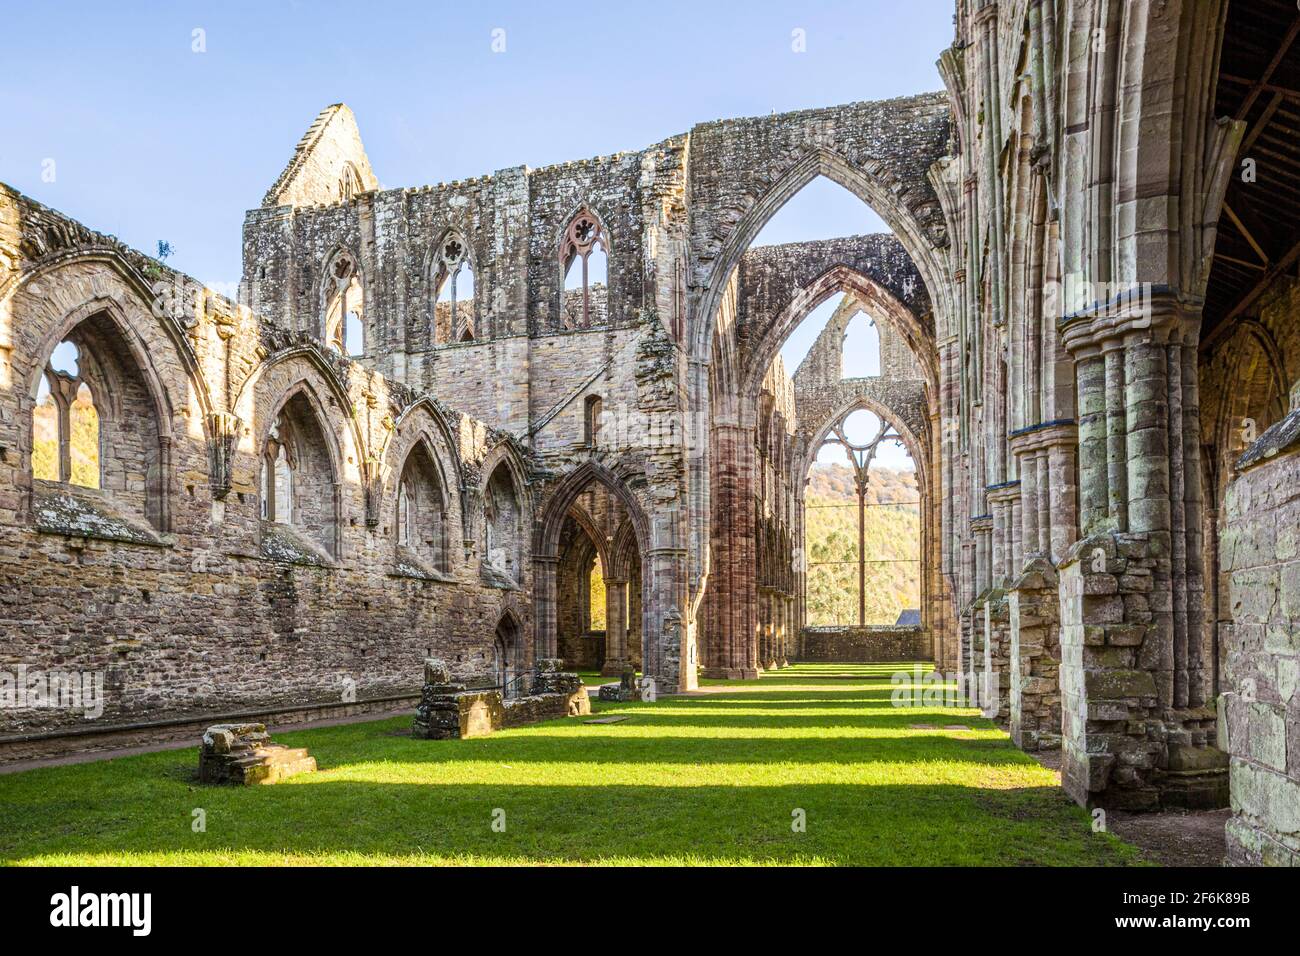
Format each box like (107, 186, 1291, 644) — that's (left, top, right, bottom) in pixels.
(1, 0, 1299, 866)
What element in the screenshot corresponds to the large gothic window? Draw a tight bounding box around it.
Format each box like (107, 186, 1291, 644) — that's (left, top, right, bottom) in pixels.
(259, 393, 338, 558)
(483, 461, 523, 585)
(324, 252, 364, 356)
(805, 407, 920, 627)
(561, 209, 608, 328)
(395, 441, 449, 574)
(433, 232, 475, 344)
(33, 341, 100, 488)
(29, 313, 166, 530)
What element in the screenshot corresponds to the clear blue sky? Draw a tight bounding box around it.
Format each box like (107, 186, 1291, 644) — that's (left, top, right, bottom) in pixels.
(1, 0, 952, 286)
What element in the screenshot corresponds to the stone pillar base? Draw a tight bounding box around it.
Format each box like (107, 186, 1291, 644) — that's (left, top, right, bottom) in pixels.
(1009, 558, 1062, 751)
(1058, 534, 1228, 811)
(701, 667, 760, 680)
(198, 723, 317, 785)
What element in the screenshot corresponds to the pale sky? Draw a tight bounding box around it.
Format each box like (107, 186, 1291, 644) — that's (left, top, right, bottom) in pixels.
(1, 0, 952, 284)
(4, 0, 948, 473)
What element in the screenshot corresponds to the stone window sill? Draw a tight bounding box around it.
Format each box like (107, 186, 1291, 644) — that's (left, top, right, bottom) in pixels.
(33, 481, 169, 548)
(259, 521, 335, 567)
(392, 546, 455, 583)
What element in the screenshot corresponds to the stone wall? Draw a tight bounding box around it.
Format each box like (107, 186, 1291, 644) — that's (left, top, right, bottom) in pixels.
(0, 187, 533, 753)
(796, 626, 929, 663)
(1220, 411, 1300, 865)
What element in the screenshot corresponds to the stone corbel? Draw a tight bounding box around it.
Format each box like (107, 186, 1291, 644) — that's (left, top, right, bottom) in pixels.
(207, 411, 242, 500)
(362, 455, 389, 528)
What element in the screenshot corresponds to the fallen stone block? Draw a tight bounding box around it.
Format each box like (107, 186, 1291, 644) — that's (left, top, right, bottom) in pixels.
(198, 723, 317, 785)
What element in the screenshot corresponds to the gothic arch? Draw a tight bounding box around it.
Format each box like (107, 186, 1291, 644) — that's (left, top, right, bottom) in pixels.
(739, 263, 938, 402)
(801, 393, 928, 491)
(258, 378, 346, 486)
(692, 147, 950, 361)
(535, 460, 650, 560)
(534, 459, 655, 670)
(479, 441, 531, 586)
(390, 398, 465, 497)
(13, 276, 211, 532)
(234, 344, 367, 481)
(557, 203, 613, 329)
(10, 256, 214, 432)
(478, 440, 531, 515)
(607, 518, 639, 582)
(23, 296, 176, 439)
(316, 241, 367, 349)
(563, 500, 610, 577)
(426, 226, 478, 344)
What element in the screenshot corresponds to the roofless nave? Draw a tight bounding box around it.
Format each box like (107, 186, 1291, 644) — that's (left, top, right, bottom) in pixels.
(2, 0, 1299, 866)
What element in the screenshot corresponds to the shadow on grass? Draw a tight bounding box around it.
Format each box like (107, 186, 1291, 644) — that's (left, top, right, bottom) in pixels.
(0, 663, 1140, 867)
(0, 773, 1137, 866)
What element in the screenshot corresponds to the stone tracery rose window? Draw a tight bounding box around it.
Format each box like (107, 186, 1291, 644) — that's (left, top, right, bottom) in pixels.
(323, 252, 364, 356)
(433, 231, 475, 344)
(561, 209, 608, 328)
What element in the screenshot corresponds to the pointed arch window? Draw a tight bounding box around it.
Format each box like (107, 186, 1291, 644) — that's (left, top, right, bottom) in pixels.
(397, 480, 413, 546)
(259, 393, 338, 557)
(433, 232, 476, 344)
(324, 252, 364, 356)
(841, 312, 881, 378)
(33, 340, 101, 488)
(561, 210, 608, 328)
(261, 415, 295, 523)
(338, 162, 364, 202)
(807, 407, 919, 627)
(29, 313, 170, 530)
(395, 440, 449, 573)
(484, 461, 523, 584)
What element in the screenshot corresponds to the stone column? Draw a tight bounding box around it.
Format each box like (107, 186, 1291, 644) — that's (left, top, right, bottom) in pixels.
(1008, 557, 1062, 750)
(601, 578, 629, 677)
(1006, 422, 1077, 751)
(703, 422, 759, 679)
(533, 554, 560, 660)
(1057, 295, 1224, 809)
(985, 483, 1020, 725)
(644, 544, 696, 692)
(628, 571, 643, 669)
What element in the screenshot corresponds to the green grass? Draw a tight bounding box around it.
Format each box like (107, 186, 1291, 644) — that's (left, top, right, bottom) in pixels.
(0, 664, 1143, 866)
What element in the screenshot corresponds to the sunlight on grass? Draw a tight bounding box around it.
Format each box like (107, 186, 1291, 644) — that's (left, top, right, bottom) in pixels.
(0, 663, 1144, 867)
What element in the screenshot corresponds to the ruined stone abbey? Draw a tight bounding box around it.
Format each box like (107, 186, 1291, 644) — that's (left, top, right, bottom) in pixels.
(2, 0, 1299, 865)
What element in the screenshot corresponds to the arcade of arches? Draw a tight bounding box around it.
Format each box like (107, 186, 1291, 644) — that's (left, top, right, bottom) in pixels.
(2, 0, 1299, 866)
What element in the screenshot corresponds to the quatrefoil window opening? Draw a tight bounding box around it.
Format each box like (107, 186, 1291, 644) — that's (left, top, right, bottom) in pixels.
(435, 233, 474, 344)
(325, 254, 363, 356)
(561, 212, 606, 328)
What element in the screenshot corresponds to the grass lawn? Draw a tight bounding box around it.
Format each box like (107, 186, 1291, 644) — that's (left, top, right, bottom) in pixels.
(0, 663, 1142, 866)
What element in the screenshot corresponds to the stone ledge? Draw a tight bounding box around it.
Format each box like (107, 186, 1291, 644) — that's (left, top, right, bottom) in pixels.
(1236, 407, 1300, 471)
(33, 484, 167, 548)
(259, 521, 334, 566)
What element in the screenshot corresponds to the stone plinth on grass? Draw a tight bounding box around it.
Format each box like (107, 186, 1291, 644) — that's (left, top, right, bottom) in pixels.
(197, 722, 317, 785)
(412, 657, 591, 739)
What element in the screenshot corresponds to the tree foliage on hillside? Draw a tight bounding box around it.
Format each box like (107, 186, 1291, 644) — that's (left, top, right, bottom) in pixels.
(804, 463, 919, 625)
